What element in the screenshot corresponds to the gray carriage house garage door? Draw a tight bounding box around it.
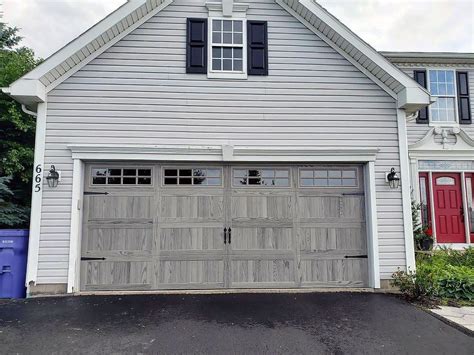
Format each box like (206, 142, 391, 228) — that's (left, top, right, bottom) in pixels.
(80, 164, 368, 291)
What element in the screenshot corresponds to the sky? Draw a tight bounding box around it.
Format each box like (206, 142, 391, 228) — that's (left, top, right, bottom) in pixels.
(2, 0, 473, 59)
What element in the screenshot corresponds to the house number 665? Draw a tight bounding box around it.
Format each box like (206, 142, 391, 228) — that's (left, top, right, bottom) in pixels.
(34, 164, 42, 192)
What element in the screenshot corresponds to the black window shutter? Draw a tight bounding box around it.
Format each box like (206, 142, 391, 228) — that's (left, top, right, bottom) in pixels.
(414, 70, 429, 124)
(247, 21, 268, 76)
(186, 18, 207, 74)
(456, 71, 471, 124)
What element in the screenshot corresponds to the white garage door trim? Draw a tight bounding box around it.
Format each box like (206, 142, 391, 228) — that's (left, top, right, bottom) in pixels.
(67, 145, 380, 293)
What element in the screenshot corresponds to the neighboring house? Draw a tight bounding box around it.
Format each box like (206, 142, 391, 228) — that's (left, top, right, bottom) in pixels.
(384, 52, 474, 248)
(2, 0, 431, 296)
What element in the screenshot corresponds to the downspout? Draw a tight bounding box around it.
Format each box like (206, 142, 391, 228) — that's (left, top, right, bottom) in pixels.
(21, 104, 38, 117)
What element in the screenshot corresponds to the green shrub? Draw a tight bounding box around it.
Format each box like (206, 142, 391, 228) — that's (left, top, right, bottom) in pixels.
(391, 268, 436, 301)
(392, 248, 474, 302)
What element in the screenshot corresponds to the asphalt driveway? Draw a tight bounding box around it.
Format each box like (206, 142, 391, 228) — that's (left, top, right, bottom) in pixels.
(0, 292, 472, 354)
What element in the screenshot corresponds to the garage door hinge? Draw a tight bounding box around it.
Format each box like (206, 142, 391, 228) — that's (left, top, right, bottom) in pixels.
(345, 255, 368, 259)
(81, 257, 106, 261)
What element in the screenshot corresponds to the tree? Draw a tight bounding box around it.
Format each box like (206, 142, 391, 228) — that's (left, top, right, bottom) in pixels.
(0, 23, 41, 228)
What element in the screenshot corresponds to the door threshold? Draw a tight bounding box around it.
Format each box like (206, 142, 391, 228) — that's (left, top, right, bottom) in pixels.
(77, 287, 377, 296)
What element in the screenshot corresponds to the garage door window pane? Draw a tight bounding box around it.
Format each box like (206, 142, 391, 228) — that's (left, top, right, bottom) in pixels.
(300, 168, 357, 187)
(165, 169, 177, 177)
(138, 178, 152, 185)
(108, 177, 121, 184)
(93, 169, 107, 177)
(123, 177, 137, 184)
(180, 169, 192, 177)
(91, 168, 152, 185)
(123, 169, 136, 176)
(108, 169, 121, 176)
(93, 177, 106, 185)
(138, 169, 152, 176)
(164, 177, 178, 185)
(179, 177, 193, 185)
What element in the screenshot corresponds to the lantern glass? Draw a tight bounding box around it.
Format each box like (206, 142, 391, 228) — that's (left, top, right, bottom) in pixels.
(47, 176, 59, 188)
(387, 168, 400, 189)
(46, 165, 60, 188)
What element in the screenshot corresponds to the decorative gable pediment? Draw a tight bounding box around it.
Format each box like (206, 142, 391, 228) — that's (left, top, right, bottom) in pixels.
(409, 127, 474, 158)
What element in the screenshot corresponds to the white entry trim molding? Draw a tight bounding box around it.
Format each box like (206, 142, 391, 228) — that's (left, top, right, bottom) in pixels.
(68, 144, 380, 162)
(66, 144, 381, 292)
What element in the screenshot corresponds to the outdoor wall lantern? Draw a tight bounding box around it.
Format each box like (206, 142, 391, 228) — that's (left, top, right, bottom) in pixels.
(386, 168, 400, 189)
(46, 165, 60, 188)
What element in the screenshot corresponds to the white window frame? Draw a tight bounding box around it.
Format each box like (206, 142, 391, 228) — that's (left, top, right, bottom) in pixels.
(161, 166, 224, 188)
(427, 68, 459, 126)
(208, 17, 248, 80)
(232, 167, 291, 188)
(298, 167, 360, 189)
(89, 165, 154, 188)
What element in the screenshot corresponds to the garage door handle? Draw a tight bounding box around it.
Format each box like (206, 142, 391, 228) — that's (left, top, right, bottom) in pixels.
(84, 192, 109, 195)
(345, 255, 368, 259)
(228, 228, 231, 244)
(224, 228, 227, 244)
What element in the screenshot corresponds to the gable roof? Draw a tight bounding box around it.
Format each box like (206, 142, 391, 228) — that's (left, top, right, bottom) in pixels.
(3, 0, 430, 114)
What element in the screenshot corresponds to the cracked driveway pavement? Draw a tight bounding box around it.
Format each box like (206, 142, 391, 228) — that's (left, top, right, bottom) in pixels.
(0, 292, 473, 354)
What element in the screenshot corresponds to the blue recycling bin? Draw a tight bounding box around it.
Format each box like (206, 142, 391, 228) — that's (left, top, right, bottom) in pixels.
(0, 230, 29, 298)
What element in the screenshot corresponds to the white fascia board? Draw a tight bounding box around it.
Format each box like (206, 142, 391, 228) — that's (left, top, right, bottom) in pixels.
(2, 79, 46, 105)
(294, 0, 430, 108)
(14, 0, 146, 82)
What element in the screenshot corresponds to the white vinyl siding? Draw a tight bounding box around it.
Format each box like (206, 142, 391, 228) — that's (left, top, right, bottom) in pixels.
(39, 0, 404, 284)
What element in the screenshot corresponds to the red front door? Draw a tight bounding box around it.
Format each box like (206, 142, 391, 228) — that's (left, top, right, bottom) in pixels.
(433, 173, 465, 243)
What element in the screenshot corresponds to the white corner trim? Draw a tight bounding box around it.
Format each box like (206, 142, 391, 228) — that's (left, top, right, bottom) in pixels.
(25, 102, 47, 294)
(397, 108, 416, 272)
(67, 159, 85, 294)
(45, 0, 174, 93)
(365, 162, 380, 288)
(67, 144, 379, 162)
